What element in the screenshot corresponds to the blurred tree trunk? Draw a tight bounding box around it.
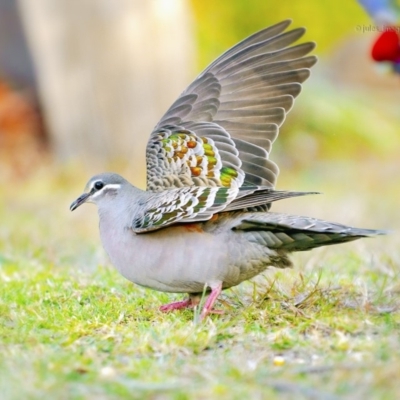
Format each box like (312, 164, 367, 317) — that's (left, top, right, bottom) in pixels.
(17, 0, 194, 178)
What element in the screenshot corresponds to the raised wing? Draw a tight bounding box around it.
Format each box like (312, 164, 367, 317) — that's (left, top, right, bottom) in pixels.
(146, 20, 316, 192)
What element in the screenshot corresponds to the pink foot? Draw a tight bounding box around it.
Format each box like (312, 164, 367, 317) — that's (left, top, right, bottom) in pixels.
(159, 284, 224, 320)
(159, 293, 202, 312)
(159, 298, 193, 312)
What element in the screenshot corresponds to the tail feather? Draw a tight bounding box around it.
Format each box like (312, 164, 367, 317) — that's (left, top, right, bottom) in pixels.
(233, 212, 386, 251)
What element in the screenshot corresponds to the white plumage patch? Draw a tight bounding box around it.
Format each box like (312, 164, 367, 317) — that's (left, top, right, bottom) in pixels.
(91, 184, 122, 199)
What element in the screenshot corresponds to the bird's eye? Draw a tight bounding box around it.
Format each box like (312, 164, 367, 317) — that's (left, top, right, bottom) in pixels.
(94, 181, 104, 190)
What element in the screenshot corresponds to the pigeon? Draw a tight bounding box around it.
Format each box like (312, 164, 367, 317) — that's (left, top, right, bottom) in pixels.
(71, 20, 384, 320)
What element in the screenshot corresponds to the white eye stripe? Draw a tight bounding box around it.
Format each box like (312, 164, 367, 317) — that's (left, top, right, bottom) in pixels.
(91, 183, 121, 198)
(89, 182, 122, 191)
(101, 184, 122, 190)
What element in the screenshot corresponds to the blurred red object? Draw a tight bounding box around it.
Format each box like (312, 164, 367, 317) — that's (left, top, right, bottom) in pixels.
(371, 28, 400, 61)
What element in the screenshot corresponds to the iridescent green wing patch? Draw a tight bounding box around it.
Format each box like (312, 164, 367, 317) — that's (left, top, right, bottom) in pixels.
(146, 123, 244, 191)
(160, 131, 223, 180)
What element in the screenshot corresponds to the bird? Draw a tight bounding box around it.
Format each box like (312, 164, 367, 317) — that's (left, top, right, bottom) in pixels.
(70, 20, 385, 320)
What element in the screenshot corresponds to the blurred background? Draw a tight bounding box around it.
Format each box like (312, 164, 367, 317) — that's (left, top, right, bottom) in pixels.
(0, 0, 399, 256)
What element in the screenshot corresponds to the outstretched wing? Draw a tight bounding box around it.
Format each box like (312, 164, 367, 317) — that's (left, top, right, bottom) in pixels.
(146, 20, 316, 193)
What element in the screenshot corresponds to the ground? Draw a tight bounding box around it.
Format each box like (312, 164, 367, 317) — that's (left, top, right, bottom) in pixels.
(0, 160, 399, 399)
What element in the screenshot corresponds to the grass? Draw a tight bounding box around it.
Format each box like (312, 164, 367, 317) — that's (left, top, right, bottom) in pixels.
(1, 160, 399, 399)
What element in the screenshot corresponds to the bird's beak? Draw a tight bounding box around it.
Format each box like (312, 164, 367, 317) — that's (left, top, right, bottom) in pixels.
(70, 192, 90, 211)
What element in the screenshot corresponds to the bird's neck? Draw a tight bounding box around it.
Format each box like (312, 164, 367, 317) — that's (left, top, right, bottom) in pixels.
(98, 188, 147, 231)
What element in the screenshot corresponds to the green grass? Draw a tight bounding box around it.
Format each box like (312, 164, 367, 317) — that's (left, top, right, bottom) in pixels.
(1, 161, 399, 399)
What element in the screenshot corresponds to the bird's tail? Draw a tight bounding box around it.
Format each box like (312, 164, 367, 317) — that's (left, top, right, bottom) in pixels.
(233, 212, 387, 251)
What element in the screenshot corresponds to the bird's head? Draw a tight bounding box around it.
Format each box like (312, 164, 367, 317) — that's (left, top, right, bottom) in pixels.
(70, 173, 129, 211)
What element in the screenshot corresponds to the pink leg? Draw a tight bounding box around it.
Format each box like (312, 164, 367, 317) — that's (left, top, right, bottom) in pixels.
(159, 294, 201, 312)
(159, 299, 192, 312)
(200, 282, 223, 320)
